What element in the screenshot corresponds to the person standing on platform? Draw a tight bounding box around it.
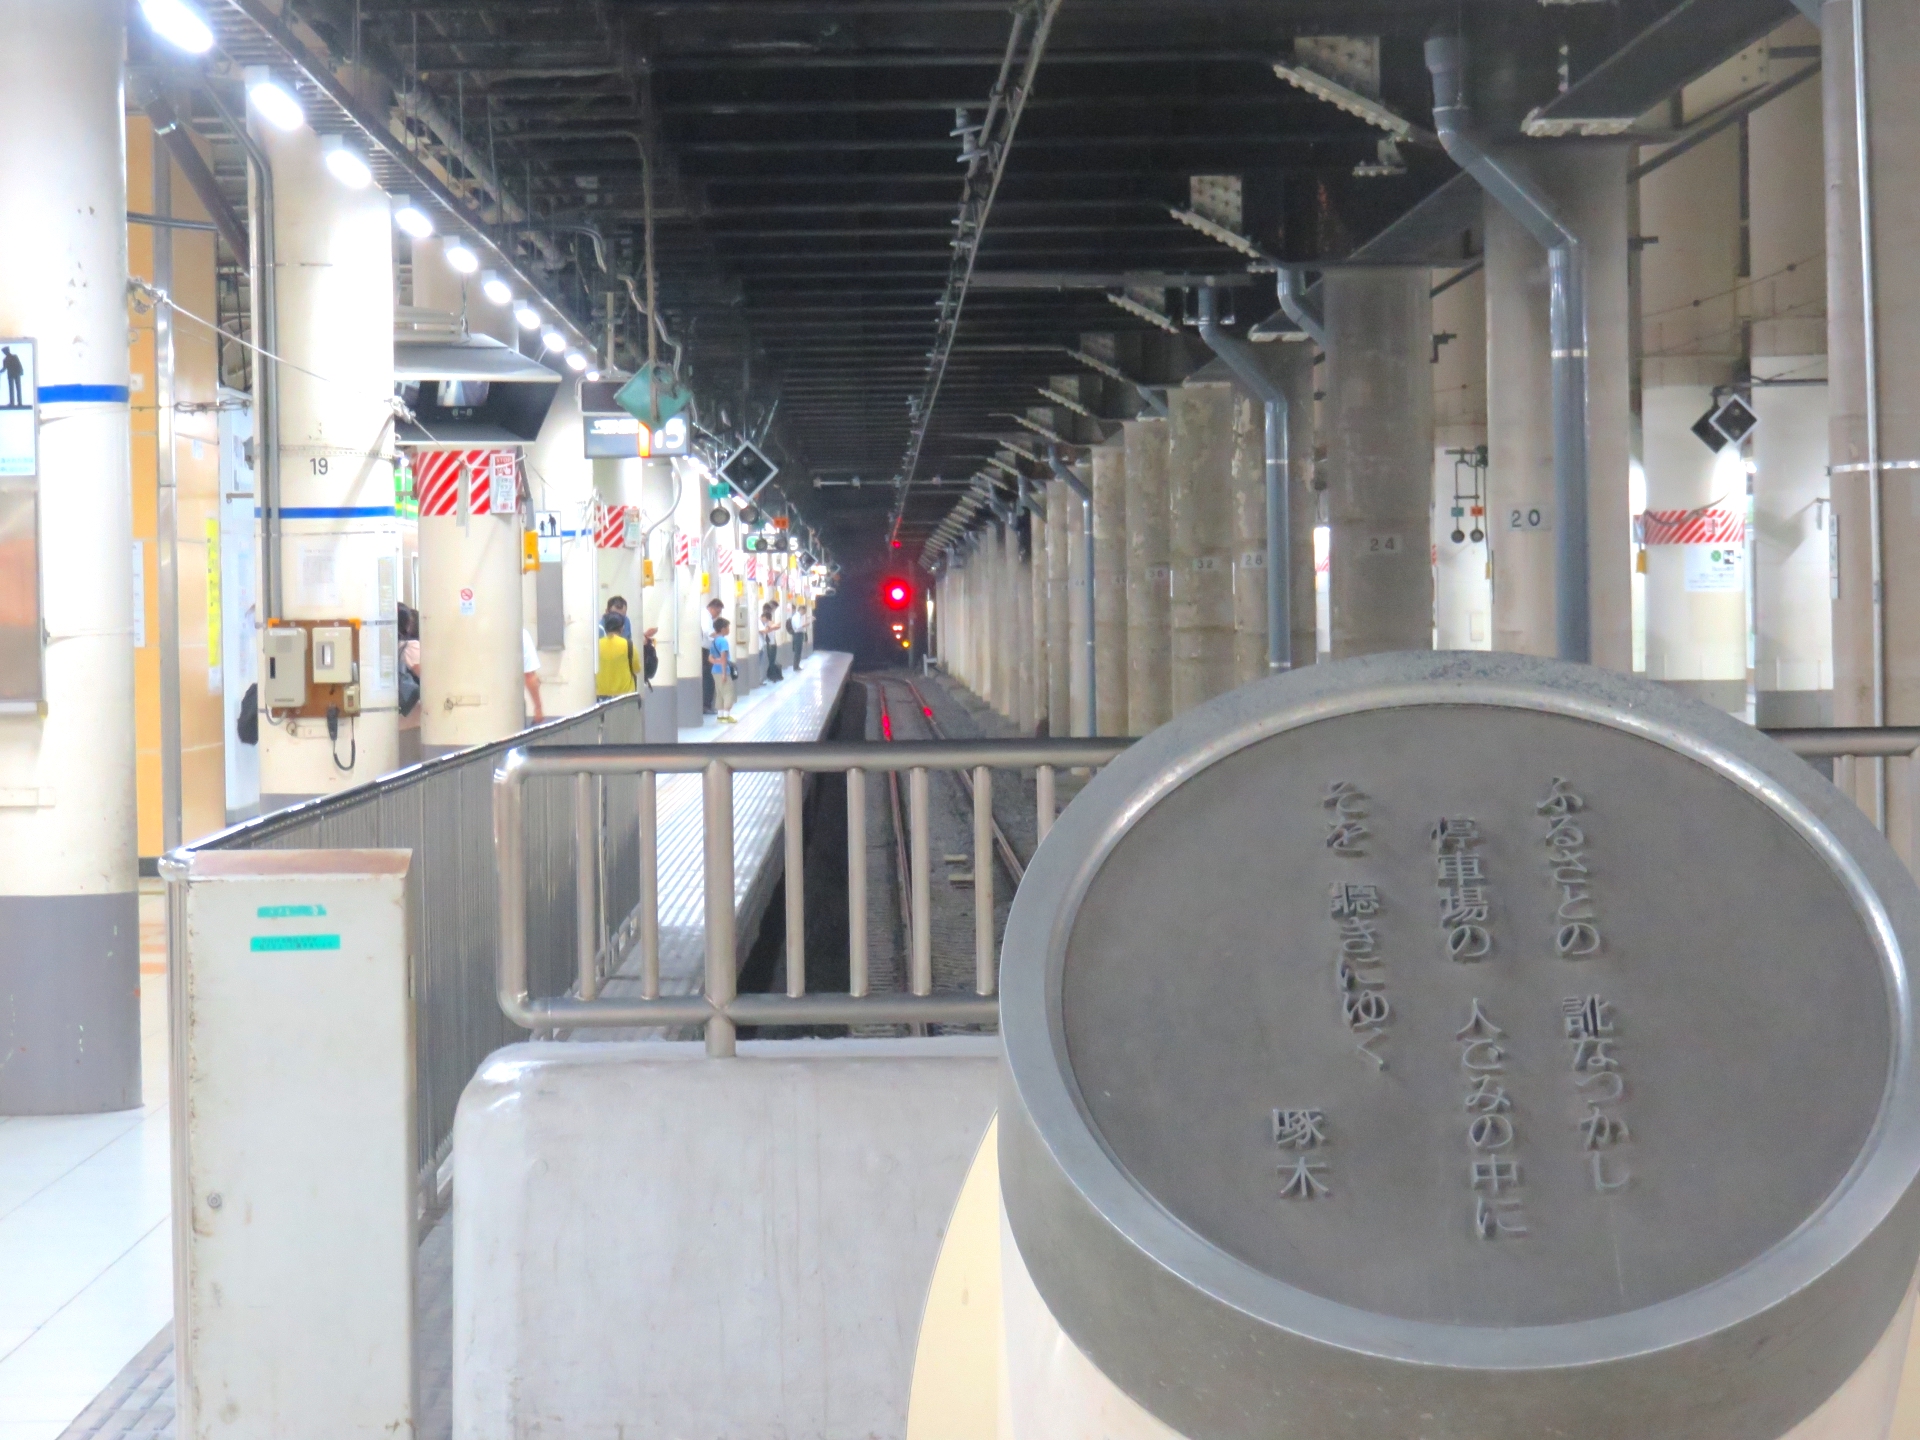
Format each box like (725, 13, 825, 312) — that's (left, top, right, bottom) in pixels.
(523, 628, 546, 723)
(700, 596, 724, 714)
(760, 602, 784, 683)
(711, 618, 737, 723)
(596, 605, 639, 699)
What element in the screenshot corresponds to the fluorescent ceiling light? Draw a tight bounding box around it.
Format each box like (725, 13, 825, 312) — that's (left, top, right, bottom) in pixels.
(480, 271, 513, 306)
(392, 197, 434, 239)
(245, 69, 305, 132)
(514, 303, 542, 331)
(138, 0, 213, 54)
(564, 351, 589, 372)
(541, 330, 567, 354)
(320, 135, 372, 189)
(444, 240, 479, 274)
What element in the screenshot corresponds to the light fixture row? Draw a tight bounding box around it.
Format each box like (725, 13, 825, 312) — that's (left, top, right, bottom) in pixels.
(143, 0, 598, 377)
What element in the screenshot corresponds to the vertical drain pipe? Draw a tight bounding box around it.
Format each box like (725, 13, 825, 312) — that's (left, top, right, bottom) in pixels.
(1427, 36, 1590, 663)
(1276, 269, 1327, 350)
(1850, 0, 1887, 771)
(1196, 287, 1290, 673)
(1047, 448, 1097, 736)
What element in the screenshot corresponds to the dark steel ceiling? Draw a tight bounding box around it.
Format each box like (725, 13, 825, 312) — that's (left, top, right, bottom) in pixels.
(226, 0, 1795, 562)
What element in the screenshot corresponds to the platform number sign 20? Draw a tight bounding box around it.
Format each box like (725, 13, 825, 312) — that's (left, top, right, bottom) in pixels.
(1509, 505, 1551, 532)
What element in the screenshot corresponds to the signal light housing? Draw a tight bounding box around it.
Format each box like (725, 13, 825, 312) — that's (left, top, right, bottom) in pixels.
(881, 578, 912, 611)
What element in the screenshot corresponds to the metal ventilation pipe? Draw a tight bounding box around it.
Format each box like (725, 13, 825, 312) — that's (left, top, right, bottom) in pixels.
(1047, 448, 1098, 736)
(1427, 36, 1591, 663)
(1196, 288, 1290, 673)
(1276, 268, 1326, 349)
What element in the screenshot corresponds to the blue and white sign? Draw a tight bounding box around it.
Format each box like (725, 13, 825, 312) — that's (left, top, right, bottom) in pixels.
(0, 338, 35, 478)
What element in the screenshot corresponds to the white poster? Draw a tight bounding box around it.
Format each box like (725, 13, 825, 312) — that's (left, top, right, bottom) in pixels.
(1683, 542, 1744, 593)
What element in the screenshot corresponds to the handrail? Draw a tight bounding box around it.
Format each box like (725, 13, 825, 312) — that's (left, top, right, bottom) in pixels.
(493, 736, 1131, 1054)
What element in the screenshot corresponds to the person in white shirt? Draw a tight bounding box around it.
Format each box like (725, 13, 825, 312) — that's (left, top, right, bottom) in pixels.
(522, 628, 545, 722)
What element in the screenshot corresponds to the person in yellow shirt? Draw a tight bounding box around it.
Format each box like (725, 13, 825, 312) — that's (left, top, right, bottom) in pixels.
(596, 598, 640, 698)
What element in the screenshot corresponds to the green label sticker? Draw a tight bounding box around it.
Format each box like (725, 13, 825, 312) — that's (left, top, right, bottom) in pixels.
(257, 904, 327, 918)
(250, 934, 342, 952)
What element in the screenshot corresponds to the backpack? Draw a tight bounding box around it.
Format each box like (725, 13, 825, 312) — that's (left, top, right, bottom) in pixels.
(642, 640, 659, 682)
(236, 682, 259, 745)
(398, 664, 421, 717)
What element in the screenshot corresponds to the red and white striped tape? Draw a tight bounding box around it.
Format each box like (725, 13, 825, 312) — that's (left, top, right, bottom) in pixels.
(412, 449, 518, 518)
(597, 503, 632, 549)
(1638, 507, 1743, 546)
(718, 548, 735, 577)
(674, 532, 694, 569)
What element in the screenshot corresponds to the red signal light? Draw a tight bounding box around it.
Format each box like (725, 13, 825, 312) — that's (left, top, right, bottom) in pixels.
(881, 578, 912, 611)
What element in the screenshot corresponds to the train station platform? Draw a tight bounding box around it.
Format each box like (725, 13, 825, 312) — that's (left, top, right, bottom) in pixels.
(590, 650, 852, 1029)
(0, 656, 849, 1440)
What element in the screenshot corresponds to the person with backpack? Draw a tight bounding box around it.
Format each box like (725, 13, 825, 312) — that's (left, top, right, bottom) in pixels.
(596, 597, 640, 699)
(711, 618, 737, 723)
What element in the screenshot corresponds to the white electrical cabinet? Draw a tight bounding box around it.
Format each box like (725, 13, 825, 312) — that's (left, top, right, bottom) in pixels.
(168, 849, 417, 1440)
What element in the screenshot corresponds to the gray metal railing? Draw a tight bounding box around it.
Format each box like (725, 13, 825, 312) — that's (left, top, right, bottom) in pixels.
(167, 694, 647, 1192)
(493, 738, 1131, 1056)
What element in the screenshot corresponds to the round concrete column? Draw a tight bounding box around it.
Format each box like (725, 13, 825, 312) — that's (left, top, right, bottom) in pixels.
(1324, 271, 1434, 656)
(1640, 125, 1747, 713)
(0, 0, 139, 1113)
(1006, 522, 1021, 718)
(1279, 344, 1320, 672)
(672, 456, 708, 726)
(1021, 514, 1036, 725)
(1123, 419, 1172, 733)
(1433, 268, 1491, 650)
(1228, 389, 1268, 688)
(1482, 149, 1633, 667)
(411, 238, 526, 750)
(257, 124, 401, 798)
(1750, 26, 1831, 726)
(524, 378, 598, 716)
(1046, 480, 1072, 730)
(1065, 478, 1090, 736)
(1091, 444, 1129, 734)
(1031, 511, 1050, 732)
(634, 459, 679, 740)
(1168, 383, 1235, 711)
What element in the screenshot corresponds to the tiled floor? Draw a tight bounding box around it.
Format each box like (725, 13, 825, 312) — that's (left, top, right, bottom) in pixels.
(2, 661, 849, 1439)
(0, 884, 172, 1440)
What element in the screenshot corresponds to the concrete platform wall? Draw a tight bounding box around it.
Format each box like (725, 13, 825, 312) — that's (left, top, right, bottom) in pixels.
(452, 1036, 999, 1439)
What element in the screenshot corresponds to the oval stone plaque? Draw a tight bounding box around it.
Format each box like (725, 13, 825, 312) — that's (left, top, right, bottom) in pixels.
(999, 654, 1920, 1440)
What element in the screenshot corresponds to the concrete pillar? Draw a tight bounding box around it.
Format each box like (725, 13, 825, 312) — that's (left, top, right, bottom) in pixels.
(1433, 268, 1492, 650)
(1090, 444, 1129, 734)
(1639, 125, 1748, 712)
(257, 123, 401, 798)
(1123, 419, 1172, 733)
(1228, 388, 1267, 688)
(1016, 521, 1037, 731)
(1483, 149, 1633, 667)
(674, 457, 708, 725)
(0, 0, 139, 1113)
(1168, 383, 1236, 711)
(636, 459, 678, 741)
(1046, 481, 1071, 730)
(1485, 204, 1556, 657)
(411, 238, 525, 751)
(1006, 522, 1021, 718)
(1325, 271, 1434, 656)
(1828, 0, 1920, 830)
(1031, 512, 1050, 732)
(524, 378, 598, 716)
(1751, 26, 1832, 725)
(1281, 344, 1320, 672)
(1066, 480, 1090, 736)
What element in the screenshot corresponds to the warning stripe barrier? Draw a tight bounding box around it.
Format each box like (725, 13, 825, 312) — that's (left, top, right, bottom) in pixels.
(413, 449, 518, 518)
(1637, 507, 1743, 546)
(598, 504, 633, 549)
